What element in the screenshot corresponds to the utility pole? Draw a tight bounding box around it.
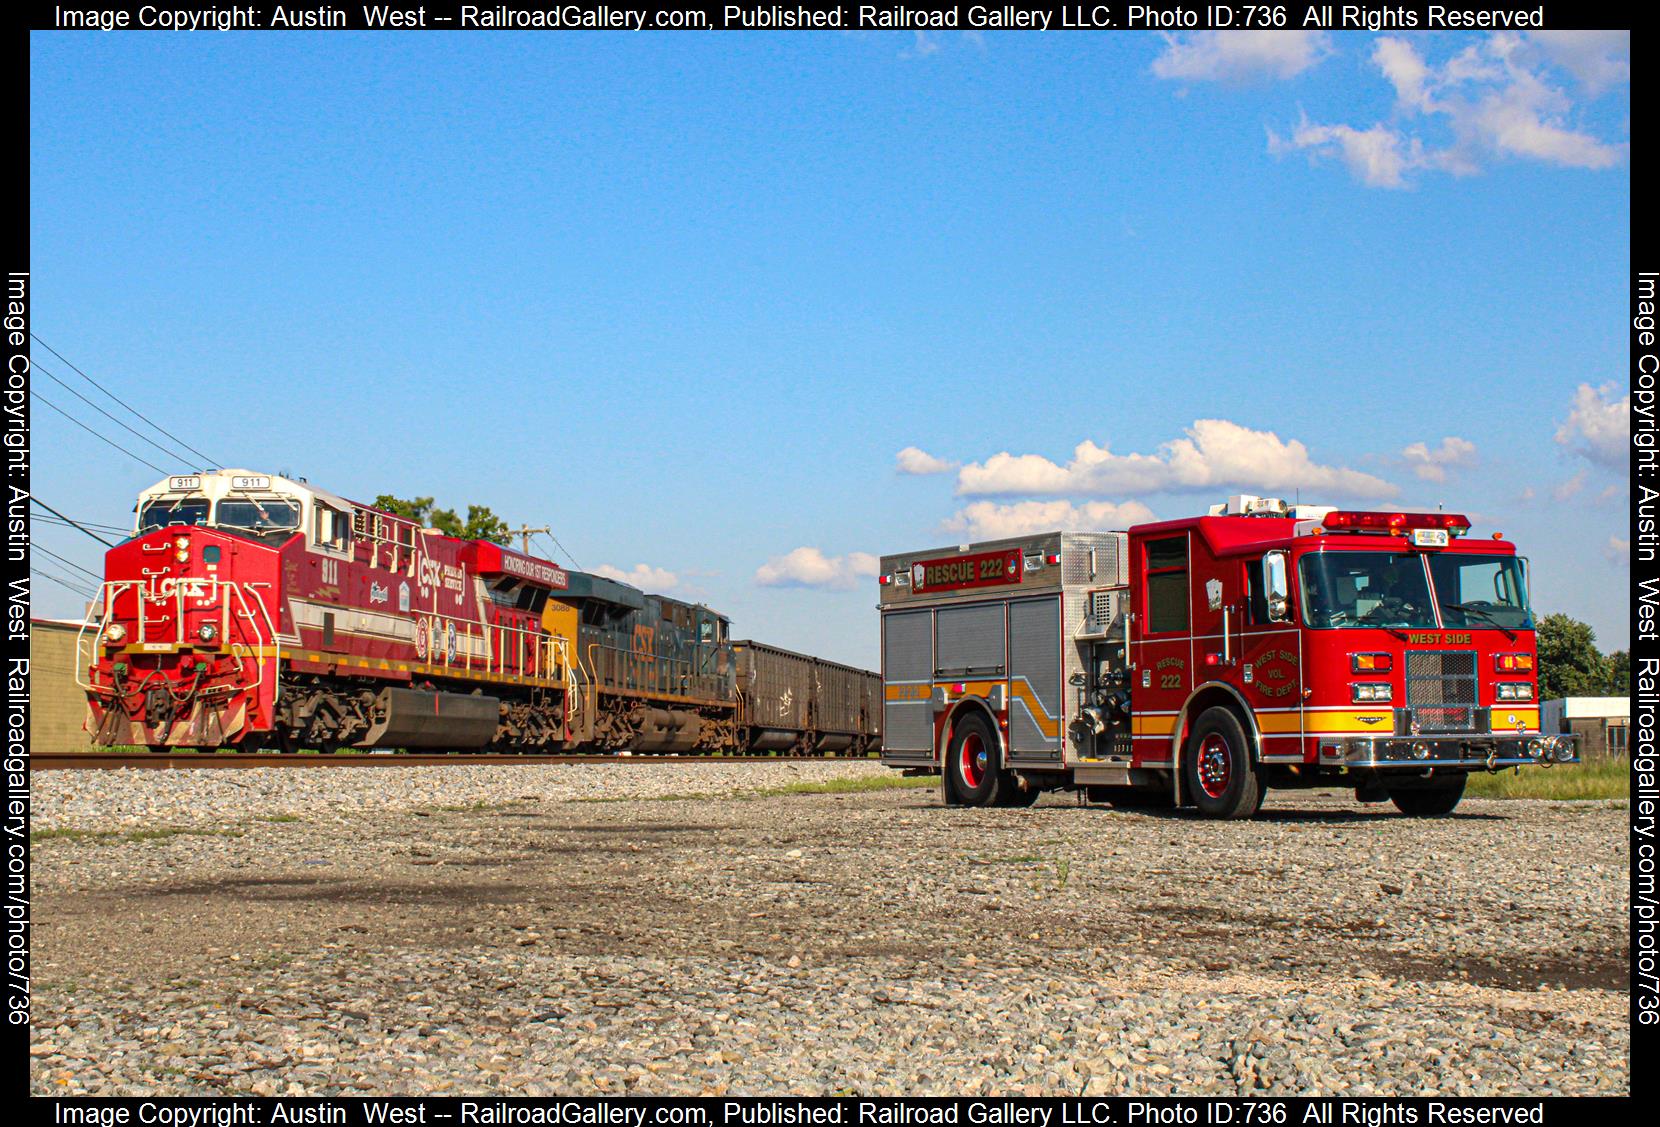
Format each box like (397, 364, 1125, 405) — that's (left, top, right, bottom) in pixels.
(508, 524, 551, 556)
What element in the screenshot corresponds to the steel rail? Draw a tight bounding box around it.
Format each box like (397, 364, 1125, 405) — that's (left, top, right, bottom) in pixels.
(31, 753, 877, 771)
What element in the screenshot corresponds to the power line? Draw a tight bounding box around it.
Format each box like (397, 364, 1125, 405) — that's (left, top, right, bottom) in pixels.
(30, 497, 117, 547)
(35, 514, 128, 536)
(30, 334, 220, 467)
(536, 530, 583, 572)
(30, 565, 96, 601)
(34, 360, 202, 468)
(31, 390, 172, 476)
(34, 543, 103, 583)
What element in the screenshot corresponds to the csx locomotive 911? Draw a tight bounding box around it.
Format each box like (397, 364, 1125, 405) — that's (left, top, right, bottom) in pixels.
(78, 469, 881, 754)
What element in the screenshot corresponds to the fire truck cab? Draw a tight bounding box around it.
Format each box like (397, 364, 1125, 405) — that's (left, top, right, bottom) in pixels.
(877, 496, 1576, 819)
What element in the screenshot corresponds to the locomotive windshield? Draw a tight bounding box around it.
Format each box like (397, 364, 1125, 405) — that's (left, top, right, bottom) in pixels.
(1299, 550, 1533, 630)
(137, 497, 210, 532)
(216, 497, 302, 538)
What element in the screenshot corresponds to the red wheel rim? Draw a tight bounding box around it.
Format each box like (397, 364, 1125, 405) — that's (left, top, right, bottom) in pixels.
(1197, 732, 1232, 799)
(960, 732, 988, 790)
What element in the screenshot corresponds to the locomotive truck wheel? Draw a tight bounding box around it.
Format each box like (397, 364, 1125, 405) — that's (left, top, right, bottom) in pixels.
(944, 713, 1008, 807)
(1181, 707, 1262, 820)
(1388, 774, 1466, 817)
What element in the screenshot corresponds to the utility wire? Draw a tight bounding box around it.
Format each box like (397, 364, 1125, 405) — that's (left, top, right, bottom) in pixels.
(30, 334, 220, 467)
(34, 514, 128, 535)
(30, 565, 96, 600)
(536, 530, 583, 572)
(35, 360, 202, 468)
(31, 390, 172, 476)
(30, 497, 117, 547)
(34, 543, 103, 582)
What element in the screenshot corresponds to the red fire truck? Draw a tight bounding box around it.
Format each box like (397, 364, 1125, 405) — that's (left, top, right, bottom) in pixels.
(877, 496, 1576, 818)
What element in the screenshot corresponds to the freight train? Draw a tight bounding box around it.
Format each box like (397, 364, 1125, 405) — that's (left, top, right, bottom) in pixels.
(76, 470, 881, 754)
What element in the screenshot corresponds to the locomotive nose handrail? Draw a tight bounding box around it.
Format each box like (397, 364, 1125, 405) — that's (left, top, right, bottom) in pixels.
(77, 579, 282, 707)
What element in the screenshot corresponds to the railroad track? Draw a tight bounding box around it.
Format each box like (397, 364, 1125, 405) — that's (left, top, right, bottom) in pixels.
(31, 753, 879, 771)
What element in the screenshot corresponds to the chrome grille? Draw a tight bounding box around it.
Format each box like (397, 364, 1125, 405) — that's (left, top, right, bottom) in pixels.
(1405, 650, 1477, 731)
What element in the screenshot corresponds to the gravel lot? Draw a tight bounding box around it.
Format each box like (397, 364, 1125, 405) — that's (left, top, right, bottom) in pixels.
(29, 763, 1629, 1097)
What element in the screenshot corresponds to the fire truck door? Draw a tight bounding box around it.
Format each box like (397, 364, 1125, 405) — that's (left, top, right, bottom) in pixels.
(1131, 533, 1193, 763)
(1240, 555, 1303, 756)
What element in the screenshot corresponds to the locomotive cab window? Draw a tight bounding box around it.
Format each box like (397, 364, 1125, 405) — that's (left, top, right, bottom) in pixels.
(315, 503, 350, 551)
(1143, 535, 1189, 634)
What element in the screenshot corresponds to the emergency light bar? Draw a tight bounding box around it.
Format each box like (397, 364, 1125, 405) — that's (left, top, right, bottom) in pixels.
(1322, 511, 1470, 537)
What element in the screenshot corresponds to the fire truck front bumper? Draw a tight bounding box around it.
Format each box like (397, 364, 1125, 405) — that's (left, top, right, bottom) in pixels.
(1326, 733, 1578, 770)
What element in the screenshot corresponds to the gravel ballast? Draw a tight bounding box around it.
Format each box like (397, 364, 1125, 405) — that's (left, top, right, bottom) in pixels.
(28, 763, 1629, 1096)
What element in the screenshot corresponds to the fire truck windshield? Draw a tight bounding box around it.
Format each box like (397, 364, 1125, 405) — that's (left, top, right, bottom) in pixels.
(1425, 553, 1534, 630)
(137, 498, 210, 532)
(1298, 551, 1437, 629)
(215, 497, 302, 538)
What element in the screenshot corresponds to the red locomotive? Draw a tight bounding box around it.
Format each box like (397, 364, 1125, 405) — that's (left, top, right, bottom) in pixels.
(78, 470, 881, 754)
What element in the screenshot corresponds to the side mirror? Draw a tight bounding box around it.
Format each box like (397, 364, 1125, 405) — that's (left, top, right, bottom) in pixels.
(1264, 551, 1290, 622)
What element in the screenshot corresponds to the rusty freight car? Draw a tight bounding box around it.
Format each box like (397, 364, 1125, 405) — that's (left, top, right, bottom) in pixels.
(733, 640, 882, 756)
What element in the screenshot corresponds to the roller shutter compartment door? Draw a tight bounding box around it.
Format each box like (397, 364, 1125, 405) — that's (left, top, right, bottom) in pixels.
(883, 609, 933, 752)
(934, 602, 1006, 677)
(1007, 596, 1062, 762)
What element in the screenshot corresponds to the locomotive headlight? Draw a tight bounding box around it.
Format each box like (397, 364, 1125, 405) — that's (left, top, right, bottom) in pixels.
(105, 623, 127, 643)
(1351, 682, 1392, 703)
(1495, 682, 1534, 701)
(174, 536, 189, 548)
(198, 622, 217, 643)
(175, 549, 190, 563)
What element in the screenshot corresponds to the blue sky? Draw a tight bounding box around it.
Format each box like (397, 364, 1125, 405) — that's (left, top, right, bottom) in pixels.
(30, 30, 1631, 665)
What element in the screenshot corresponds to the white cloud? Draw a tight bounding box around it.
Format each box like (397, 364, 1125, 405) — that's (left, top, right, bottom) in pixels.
(1528, 31, 1630, 93)
(1605, 536, 1630, 565)
(895, 446, 958, 475)
(594, 563, 679, 590)
(1274, 34, 1626, 187)
(754, 547, 880, 591)
(1554, 381, 1629, 469)
(956, 418, 1397, 501)
(1269, 118, 1419, 188)
(1152, 31, 1329, 83)
(1552, 469, 1588, 502)
(1401, 436, 1477, 482)
(942, 499, 1157, 541)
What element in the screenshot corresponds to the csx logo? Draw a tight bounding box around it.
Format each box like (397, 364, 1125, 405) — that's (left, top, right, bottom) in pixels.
(632, 625, 655, 656)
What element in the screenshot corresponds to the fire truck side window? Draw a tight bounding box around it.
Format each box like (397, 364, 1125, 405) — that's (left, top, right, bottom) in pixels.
(1245, 560, 1269, 625)
(1144, 536, 1189, 634)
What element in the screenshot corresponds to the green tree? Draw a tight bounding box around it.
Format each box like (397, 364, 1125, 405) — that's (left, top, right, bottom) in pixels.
(1607, 650, 1630, 695)
(1535, 614, 1611, 700)
(372, 494, 513, 545)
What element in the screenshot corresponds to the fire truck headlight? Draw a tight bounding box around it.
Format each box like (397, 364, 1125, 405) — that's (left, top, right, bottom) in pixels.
(105, 623, 127, 643)
(1495, 682, 1534, 702)
(1549, 737, 1575, 762)
(1351, 682, 1392, 703)
(198, 622, 218, 643)
(1526, 738, 1546, 759)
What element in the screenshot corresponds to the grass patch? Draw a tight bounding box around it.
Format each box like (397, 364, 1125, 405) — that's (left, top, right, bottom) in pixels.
(578, 773, 935, 803)
(257, 813, 303, 824)
(1465, 756, 1629, 801)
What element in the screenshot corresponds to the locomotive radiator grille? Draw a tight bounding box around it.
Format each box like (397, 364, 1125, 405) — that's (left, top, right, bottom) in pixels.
(1405, 650, 1478, 732)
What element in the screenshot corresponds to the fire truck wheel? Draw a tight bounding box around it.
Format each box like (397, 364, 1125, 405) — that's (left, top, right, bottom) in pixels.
(999, 778, 1041, 807)
(945, 713, 1008, 807)
(1388, 774, 1466, 816)
(1182, 707, 1262, 820)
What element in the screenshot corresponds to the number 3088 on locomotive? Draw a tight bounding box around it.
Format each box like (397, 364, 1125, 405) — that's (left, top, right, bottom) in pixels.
(77, 469, 881, 755)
